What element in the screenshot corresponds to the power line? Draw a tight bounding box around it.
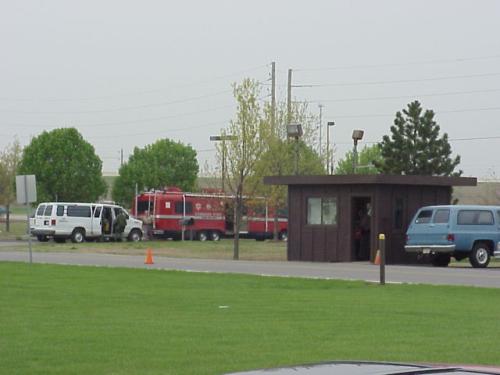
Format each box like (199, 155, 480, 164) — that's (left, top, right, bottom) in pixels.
(306, 88, 500, 104)
(294, 54, 500, 72)
(0, 89, 233, 114)
(293, 72, 500, 88)
(86, 120, 228, 139)
(334, 134, 500, 146)
(5, 104, 235, 128)
(333, 106, 500, 119)
(0, 64, 270, 102)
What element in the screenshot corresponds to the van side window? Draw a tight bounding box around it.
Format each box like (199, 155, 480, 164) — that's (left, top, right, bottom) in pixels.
(497, 211, 500, 224)
(457, 210, 493, 225)
(44, 205, 53, 216)
(56, 205, 64, 216)
(415, 210, 432, 224)
(478, 211, 494, 225)
(93, 206, 102, 218)
(433, 209, 450, 224)
(36, 205, 46, 216)
(175, 202, 193, 214)
(67, 205, 91, 218)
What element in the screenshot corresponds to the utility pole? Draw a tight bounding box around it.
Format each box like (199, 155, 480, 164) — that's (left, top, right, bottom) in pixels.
(318, 104, 323, 159)
(120, 149, 124, 167)
(287, 68, 292, 125)
(271, 62, 276, 133)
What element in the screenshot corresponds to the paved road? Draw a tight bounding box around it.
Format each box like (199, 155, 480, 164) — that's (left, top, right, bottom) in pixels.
(1, 249, 499, 288)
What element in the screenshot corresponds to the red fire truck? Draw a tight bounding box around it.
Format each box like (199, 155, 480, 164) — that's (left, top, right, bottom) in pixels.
(132, 187, 288, 241)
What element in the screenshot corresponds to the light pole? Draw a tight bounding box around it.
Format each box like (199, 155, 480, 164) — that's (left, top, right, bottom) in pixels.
(318, 104, 323, 159)
(210, 135, 236, 192)
(287, 123, 303, 175)
(352, 129, 364, 174)
(326, 121, 335, 174)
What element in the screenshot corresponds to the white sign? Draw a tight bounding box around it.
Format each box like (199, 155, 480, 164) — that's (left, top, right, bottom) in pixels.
(16, 175, 37, 204)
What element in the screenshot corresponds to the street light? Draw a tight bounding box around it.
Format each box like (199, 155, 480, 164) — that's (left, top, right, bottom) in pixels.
(326, 121, 335, 174)
(210, 134, 236, 192)
(352, 129, 364, 173)
(287, 123, 303, 175)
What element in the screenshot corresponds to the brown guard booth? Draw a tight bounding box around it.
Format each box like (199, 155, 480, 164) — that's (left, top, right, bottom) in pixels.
(264, 174, 477, 264)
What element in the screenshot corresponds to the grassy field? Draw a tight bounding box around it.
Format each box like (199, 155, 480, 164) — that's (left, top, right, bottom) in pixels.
(1, 262, 499, 375)
(0, 220, 27, 240)
(2, 238, 287, 261)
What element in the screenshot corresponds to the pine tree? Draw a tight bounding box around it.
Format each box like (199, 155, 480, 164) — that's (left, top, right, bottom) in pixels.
(376, 101, 461, 176)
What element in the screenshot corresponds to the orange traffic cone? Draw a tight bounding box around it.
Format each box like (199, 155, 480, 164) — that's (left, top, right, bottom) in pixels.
(145, 248, 154, 265)
(374, 249, 381, 265)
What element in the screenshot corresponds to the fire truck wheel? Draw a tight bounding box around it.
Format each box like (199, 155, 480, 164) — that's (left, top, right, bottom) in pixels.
(279, 231, 288, 241)
(197, 231, 208, 241)
(209, 231, 221, 241)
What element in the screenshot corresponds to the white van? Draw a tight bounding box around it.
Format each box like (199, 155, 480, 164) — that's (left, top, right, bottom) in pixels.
(31, 202, 143, 243)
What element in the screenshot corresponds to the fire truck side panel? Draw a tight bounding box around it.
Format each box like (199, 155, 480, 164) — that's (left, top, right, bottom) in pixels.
(134, 189, 287, 240)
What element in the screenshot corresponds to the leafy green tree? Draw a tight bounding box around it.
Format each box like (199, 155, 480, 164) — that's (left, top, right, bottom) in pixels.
(375, 101, 461, 176)
(18, 128, 106, 202)
(0, 139, 22, 231)
(335, 144, 382, 175)
(249, 100, 324, 239)
(112, 138, 198, 206)
(218, 78, 265, 259)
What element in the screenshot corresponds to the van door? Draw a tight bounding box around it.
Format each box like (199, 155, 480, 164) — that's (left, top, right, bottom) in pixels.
(91, 204, 103, 236)
(66, 204, 93, 236)
(408, 208, 450, 246)
(54, 204, 71, 235)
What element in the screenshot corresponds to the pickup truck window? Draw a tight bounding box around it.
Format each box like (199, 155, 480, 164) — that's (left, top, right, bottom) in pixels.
(433, 209, 449, 223)
(415, 209, 432, 224)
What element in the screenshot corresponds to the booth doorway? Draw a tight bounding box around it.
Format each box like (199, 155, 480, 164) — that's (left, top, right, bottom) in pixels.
(352, 197, 371, 261)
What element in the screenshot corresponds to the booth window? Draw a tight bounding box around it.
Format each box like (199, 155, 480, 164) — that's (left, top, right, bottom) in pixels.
(307, 197, 337, 225)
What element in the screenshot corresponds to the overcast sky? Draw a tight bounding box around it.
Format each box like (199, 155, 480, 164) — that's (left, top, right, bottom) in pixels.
(1, 0, 499, 179)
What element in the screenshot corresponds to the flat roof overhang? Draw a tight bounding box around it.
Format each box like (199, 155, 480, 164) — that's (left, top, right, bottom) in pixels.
(264, 174, 477, 187)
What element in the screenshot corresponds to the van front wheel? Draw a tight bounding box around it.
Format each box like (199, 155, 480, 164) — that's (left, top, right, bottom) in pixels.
(469, 242, 490, 268)
(71, 229, 85, 244)
(127, 229, 142, 242)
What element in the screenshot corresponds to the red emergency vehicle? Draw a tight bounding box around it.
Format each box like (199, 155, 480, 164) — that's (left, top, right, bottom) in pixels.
(132, 187, 288, 241)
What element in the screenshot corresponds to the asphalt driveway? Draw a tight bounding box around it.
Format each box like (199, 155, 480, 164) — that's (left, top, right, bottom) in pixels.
(1, 249, 499, 288)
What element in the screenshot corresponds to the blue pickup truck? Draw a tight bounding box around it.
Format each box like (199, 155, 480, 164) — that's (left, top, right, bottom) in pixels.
(405, 205, 500, 268)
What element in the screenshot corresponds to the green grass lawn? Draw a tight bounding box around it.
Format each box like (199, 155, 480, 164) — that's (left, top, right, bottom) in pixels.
(1, 262, 500, 375)
(5, 238, 288, 261)
(0, 220, 28, 240)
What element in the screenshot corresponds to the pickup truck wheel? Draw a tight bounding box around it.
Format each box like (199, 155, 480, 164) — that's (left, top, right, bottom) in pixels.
(469, 242, 490, 268)
(431, 253, 450, 267)
(71, 228, 85, 244)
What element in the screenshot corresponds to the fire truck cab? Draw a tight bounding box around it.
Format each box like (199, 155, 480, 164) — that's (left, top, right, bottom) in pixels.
(133, 187, 287, 241)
